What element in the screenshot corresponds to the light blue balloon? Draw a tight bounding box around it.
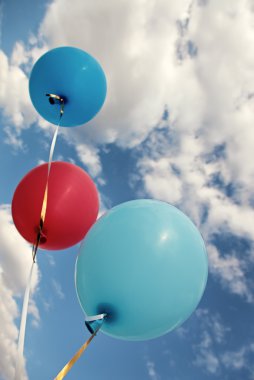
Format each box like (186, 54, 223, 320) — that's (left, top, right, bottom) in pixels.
(29, 46, 107, 127)
(76, 199, 208, 341)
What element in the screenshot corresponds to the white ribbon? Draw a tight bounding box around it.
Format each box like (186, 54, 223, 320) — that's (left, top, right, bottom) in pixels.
(85, 313, 106, 322)
(14, 121, 60, 380)
(14, 262, 35, 380)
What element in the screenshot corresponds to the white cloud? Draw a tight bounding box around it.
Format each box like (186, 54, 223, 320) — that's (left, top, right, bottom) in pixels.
(11, 41, 30, 67)
(175, 326, 188, 339)
(42, 300, 52, 313)
(52, 279, 65, 300)
(75, 143, 102, 178)
(195, 309, 231, 343)
(58, 128, 105, 179)
(146, 359, 160, 380)
(0, 49, 37, 132)
(3, 125, 25, 150)
(0, 2, 3, 47)
(138, 156, 183, 204)
(46, 254, 56, 267)
(0, 205, 39, 294)
(28, 298, 40, 328)
(221, 344, 254, 374)
(221, 348, 247, 370)
(0, 40, 48, 152)
(193, 309, 254, 376)
(193, 309, 229, 374)
(37, 159, 46, 165)
(0, 273, 20, 380)
(134, 124, 254, 300)
(0, 205, 40, 380)
(194, 349, 219, 374)
(208, 245, 253, 302)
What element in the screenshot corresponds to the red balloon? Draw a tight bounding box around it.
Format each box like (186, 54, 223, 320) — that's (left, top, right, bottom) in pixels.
(12, 162, 99, 250)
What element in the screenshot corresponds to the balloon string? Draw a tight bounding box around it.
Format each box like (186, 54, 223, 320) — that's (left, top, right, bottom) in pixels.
(14, 261, 35, 380)
(33, 100, 62, 261)
(54, 325, 102, 380)
(14, 101, 64, 380)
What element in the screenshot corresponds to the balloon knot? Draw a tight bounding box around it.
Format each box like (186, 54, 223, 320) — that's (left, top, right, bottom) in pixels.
(46, 93, 65, 118)
(34, 226, 47, 244)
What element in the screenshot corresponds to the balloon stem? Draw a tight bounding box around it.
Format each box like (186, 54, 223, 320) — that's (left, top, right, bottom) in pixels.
(85, 313, 107, 334)
(46, 93, 65, 118)
(32, 218, 45, 262)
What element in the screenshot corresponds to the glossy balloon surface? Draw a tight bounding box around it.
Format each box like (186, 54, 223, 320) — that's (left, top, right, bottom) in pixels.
(12, 162, 99, 250)
(29, 46, 107, 127)
(76, 199, 208, 341)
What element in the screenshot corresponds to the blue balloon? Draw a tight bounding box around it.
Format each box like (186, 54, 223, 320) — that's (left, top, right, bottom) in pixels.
(29, 46, 107, 127)
(75, 200, 208, 341)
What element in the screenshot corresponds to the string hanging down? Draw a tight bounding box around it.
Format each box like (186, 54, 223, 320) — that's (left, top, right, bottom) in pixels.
(13, 95, 64, 380)
(54, 314, 106, 380)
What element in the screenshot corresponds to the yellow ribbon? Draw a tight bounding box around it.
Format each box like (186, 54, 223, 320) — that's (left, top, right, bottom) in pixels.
(54, 328, 100, 380)
(32, 94, 63, 261)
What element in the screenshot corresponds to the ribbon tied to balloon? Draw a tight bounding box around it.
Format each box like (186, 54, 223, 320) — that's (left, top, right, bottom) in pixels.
(54, 199, 208, 379)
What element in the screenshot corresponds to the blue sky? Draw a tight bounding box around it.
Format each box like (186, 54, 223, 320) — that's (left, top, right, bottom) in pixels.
(0, 1, 254, 380)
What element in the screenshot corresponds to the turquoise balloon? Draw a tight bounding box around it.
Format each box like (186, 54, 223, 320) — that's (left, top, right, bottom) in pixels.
(75, 200, 208, 341)
(29, 46, 107, 127)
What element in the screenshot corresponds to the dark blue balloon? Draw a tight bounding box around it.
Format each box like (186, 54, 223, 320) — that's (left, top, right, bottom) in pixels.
(29, 47, 107, 127)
